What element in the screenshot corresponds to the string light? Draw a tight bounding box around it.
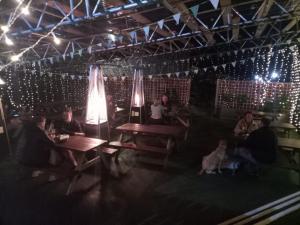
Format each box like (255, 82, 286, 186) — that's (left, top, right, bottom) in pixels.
(0, 78, 5, 85)
(0, 0, 27, 41)
(11, 54, 21, 62)
(289, 45, 300, 126)
(52, 33, 61, 45)
(21, 6, 30, 15)
(5, 36, 14, 46)
(1, 25, 9, 33)
(0, 0, 83, 71)
(271, 72, 279, 79)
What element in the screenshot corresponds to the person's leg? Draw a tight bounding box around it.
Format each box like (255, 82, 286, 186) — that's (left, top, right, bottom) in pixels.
(66, 150, 78, 167)
(234, 147, 260, 174)
(234, 147, 257, 164)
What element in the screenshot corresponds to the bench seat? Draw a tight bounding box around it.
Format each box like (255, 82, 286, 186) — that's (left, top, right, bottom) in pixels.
(108, 141, 169, 154)
(108, 141, 170, 167)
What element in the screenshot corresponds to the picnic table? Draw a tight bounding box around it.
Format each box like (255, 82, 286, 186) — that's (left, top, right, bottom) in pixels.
(109, 123, 185, 167)
(271, 122, 296, 138)
(277, 137, 300, 184)
(252, 111, 281, 121)
(56, 136, 107, 195)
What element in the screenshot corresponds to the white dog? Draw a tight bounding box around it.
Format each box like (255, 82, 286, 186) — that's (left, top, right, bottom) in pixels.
(198, 139, 227, 175)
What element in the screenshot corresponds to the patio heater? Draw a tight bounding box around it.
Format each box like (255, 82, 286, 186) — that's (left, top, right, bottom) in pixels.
(0, 78, 12, 156)
(129, 69, 145, 124)
(85, 65, 108, 139)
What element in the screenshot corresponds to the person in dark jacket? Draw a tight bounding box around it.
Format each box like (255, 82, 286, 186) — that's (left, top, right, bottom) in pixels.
(15, 115, 56, 167)
(55, 109, 84, 136)
(234, 118, 277, 168)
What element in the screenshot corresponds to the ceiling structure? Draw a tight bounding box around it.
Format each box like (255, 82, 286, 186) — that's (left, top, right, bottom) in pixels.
(0, 0, 300, 64)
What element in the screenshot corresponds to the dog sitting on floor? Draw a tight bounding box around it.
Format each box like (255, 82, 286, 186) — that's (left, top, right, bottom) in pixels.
(198, 139, 227, 175)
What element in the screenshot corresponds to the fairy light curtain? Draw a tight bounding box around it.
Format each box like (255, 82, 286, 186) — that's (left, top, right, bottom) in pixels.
(86, 65, 107, 125)
(215, 79, 292, 112)
(104, 77, 191, 106)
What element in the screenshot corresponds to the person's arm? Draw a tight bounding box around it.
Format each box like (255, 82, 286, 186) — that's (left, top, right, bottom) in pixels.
(40, 130, 56, 148)
(73, 120, 85, 136)
(234, 120, 243, 136)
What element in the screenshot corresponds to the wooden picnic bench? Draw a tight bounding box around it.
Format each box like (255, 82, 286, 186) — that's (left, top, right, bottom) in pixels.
(55, 136, 107, 195)
(277, 137, 300, 185)
(108, 123, 185, 167)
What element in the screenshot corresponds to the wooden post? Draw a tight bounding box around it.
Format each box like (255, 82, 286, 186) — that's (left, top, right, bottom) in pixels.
(0, 98, 12, 156)
(214, 79, 220, 114)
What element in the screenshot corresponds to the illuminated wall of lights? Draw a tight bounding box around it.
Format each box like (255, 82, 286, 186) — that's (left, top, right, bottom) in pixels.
(0, 64, 88, 110)
(289, 46, 300, 129)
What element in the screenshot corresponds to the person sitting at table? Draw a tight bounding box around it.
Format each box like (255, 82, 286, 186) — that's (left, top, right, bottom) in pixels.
(234, 111, 258, 137)
(55, 109, 84, 136)
(149, 98, 164, 124)
(234, 118, 277, 173)
(106, 94, 116, 127)
(15, 115, 58, 168)
(161, 94, 172, 123)
(15, 115, 78, 178)
(161, 94, 171, 114)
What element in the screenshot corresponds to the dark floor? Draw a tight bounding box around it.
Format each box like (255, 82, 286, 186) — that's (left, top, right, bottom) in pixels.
(1, 111, 300, 225)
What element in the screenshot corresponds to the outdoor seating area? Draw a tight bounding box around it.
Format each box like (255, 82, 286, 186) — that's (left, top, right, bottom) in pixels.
(1, 0, 300, 224)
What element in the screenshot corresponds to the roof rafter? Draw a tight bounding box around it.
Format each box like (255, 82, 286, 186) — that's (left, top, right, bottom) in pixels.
(162, 0, 215, 45)
(254, 0, 274, 38)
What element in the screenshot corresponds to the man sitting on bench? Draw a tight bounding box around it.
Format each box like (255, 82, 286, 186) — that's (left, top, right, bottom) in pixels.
(234, 118, 278, 173)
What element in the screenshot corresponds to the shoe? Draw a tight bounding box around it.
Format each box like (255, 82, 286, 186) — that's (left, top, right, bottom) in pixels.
(206, 170, 216, 174)
(32, 170, 44, 178)
(48, 174, 57, 182)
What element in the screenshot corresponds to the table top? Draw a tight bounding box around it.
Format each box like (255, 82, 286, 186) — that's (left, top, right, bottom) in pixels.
(253, 111, 280, 117)
(116, 123, 184, 137)
(55, 136, 107, 152)
(271, 122, 296, 129)
(278, 138, 300, 150)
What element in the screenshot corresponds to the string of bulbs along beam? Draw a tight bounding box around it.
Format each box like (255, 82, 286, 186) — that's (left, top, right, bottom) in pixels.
(0, 0, 82, 71)
(0, 0, 30, 46)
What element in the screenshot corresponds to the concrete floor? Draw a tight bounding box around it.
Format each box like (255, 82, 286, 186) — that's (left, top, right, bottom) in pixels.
(0, 113, 300, 225)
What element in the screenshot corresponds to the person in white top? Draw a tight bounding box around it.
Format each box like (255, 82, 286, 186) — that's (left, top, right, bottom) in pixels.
(150, 98, 164, 124)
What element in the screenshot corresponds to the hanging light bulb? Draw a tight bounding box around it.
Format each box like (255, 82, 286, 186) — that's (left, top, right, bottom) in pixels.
(1, 25, 9, 33)
(0, 77, 5, 85)
(21, 6, 30, 15)
(271, 72, 279, 79)
(52, 33, 61, 45)
(5, 36, 13, 46)
(11, 54, 21, 62)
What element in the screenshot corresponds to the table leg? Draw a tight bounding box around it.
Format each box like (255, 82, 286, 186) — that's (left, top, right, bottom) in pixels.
(66, 153, 85, 195)
(116, 132, 125, 163)
(166, 137, 172, 151)
(118, 133, 124, 142)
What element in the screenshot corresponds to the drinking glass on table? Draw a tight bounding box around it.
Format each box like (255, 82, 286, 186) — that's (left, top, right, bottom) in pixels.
(48, 128, 57, 140)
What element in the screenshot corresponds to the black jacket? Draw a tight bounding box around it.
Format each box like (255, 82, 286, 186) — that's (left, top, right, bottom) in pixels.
(55, 119, 82, 135)
(244, 126, 277, 163)
(15, 123, 55, 166)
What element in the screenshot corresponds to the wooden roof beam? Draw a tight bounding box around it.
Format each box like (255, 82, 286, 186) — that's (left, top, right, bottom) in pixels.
(162, 0, 215, 46)
(282, 2, 300, 32)
(254, 0, 274, 38)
